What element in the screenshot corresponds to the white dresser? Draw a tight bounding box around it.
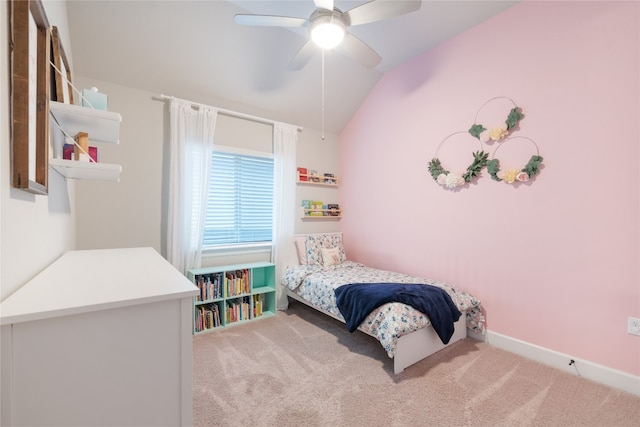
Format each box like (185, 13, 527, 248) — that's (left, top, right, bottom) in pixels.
(0, 247, 198, 426)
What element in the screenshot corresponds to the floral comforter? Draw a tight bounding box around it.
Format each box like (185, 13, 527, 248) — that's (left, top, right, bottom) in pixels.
(282, 261, 485, 358)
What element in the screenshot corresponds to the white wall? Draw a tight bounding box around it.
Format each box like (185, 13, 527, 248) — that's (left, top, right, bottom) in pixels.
(72, 77, 165, 252)
(71, 77, 341, 268)
(1, 0, 76, 302)
(295, 127, 341, 235)
(2, 1, 77, 423)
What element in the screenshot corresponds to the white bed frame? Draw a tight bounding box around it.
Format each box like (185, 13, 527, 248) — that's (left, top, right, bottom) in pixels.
(286, 289, 467, 374)
(284, 233, 467, 373)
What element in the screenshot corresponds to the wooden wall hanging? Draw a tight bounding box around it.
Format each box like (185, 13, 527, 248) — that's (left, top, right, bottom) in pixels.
(10, 0, 51, 194)
(50, 26, 74, 104)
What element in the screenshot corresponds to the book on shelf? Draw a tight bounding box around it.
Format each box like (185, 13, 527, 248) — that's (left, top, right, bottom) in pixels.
(323, 173, 336, 184)
(327, 203, 340, 216)
(194, 303, 221, 332)
(308, 169, 320, 182)
(297, 167, 308, 182)
(195, 273, 223, 301)
(309, 200, 324, 216)
(224, 269, 250, 297)
(226, 296, 251, 323)
(253, 294, 263, 317)
(301, 199, 311, 216)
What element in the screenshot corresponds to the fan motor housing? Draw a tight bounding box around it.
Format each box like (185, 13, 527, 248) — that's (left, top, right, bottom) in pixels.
(309, 9, 347, 49)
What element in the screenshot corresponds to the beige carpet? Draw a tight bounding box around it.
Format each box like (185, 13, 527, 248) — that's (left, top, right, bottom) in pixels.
(193, 299, 639, 427)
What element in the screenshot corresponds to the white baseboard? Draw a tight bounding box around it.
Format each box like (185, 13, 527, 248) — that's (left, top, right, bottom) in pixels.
(468, 330, 640, 397)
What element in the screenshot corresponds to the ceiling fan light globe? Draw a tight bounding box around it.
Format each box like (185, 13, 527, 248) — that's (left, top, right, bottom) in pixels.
(310, 18, 345, 49)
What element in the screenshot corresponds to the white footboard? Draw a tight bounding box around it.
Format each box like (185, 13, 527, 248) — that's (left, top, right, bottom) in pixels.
(286, 289, 466, 373)
(393, 313, 467, 374)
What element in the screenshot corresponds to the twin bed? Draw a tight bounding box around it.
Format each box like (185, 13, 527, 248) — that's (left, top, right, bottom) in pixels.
(282, 232, 484, 373)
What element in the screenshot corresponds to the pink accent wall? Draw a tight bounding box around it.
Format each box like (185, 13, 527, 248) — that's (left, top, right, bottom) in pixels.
(339, 1, 639, 376)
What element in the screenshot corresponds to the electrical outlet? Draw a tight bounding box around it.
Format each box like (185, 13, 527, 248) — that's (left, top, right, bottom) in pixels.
(628, 317, 640, 336)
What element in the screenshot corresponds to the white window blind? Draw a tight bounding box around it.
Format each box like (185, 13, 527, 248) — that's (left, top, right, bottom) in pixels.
(203, 151, 274, 247)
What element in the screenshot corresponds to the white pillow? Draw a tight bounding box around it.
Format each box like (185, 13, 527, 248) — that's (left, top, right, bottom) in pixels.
(321, 247, 342, 267)
(294, 236, 308, 265)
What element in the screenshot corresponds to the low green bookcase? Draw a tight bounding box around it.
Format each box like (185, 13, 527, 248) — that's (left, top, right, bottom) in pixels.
(187, 261, 276, 335)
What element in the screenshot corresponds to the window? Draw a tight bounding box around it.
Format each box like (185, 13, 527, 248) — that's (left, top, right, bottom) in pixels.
(203, 150, 274, 248)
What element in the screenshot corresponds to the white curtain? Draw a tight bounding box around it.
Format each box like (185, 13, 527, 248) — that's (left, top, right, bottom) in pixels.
(167, 99, 218, 274)
(272, 123, 298, 310)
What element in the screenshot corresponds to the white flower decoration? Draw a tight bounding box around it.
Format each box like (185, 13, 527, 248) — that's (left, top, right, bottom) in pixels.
(444, 172, 465, 188)
(479, 130, 491, 144)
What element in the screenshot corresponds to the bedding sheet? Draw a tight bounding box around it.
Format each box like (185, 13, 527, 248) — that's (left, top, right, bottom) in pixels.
(282, 261, 485, 358)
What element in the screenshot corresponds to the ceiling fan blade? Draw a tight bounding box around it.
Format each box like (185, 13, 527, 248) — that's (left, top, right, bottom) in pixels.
(234, 14, 308, 27)
(344, 0, 421, 26)
(288, 39, 317, 71)
(314, 0, 334, 11)
(340, 32, 381, 68)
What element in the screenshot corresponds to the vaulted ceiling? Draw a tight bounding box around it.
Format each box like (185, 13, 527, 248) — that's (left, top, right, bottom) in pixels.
(66, 1, 517, 134)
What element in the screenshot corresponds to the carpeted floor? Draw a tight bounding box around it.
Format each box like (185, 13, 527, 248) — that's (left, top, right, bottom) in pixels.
(193, 299, 640, 426)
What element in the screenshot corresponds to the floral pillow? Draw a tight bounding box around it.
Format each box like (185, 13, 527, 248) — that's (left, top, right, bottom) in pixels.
(305, 233, 347, 266)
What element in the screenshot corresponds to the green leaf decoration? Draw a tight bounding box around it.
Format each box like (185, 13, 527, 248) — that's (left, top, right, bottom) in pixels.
(486, 159, 502, 181)
(428, 158, 447, 181)
(505, 107, 524, 130)
(522, 155, 543, 177)
(468, 124, 486, 139)
(462, 150, 489, 182)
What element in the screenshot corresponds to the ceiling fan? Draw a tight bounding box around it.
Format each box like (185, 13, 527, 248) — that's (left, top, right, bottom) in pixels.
(234, 0, 421, 70)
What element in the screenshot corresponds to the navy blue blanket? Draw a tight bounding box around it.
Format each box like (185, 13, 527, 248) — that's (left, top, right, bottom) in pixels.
(334, 283, 462, 344)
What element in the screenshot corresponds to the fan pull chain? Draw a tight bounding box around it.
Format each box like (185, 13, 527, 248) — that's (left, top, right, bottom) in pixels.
(321, 48, 325, 140)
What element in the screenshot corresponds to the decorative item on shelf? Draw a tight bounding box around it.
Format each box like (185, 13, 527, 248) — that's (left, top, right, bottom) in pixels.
(323, 173, 336, 184)
(74, 132, 89, 161)
(62, 144, 73, 160)
(308, 169, 320, 182)
(428, 131, 489, 189)
(327, 204, 340, 216)
(486, 136, 543, 184)
(81, 87, 108, 110)
(63, 144, 98, 163)
(297, 167, 308, 181)
(469, 97, 524, 143)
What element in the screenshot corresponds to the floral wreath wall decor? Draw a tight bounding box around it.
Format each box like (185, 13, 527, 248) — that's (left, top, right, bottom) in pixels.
(486, 136, 543, 184)
(428, 96, 544, 189)
(428, 131, 489, 188)
(468, 96, 524, 143)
